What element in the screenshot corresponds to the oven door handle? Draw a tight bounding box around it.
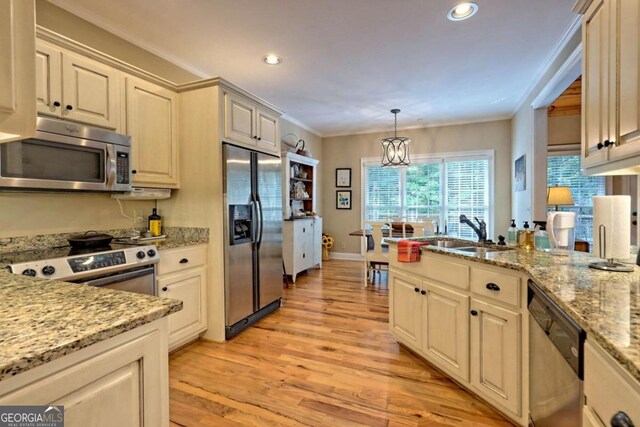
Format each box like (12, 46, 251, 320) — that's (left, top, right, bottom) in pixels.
(106, 144, 117, 189)
(81, 266, 154, 288)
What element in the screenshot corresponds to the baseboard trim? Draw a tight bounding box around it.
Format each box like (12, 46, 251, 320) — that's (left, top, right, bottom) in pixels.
(330, 252, 364, 261)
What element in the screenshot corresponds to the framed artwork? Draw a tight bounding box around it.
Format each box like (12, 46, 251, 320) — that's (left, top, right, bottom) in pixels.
(336, 190, 352, 210)
(515, 155, 526, 192)
(336, 168, 352, 187)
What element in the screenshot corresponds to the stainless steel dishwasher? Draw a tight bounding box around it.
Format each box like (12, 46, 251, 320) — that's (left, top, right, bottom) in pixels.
(529, 280, 586, 427)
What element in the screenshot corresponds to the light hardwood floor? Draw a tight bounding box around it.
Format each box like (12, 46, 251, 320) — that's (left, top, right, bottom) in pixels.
(168, 260, 513, 426)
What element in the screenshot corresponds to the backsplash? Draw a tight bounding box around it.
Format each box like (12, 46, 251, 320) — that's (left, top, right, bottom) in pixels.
(0, 227, 209, 253)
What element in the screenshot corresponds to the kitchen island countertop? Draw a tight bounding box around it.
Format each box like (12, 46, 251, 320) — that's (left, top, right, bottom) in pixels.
(0, 270, 182, 381)
(388, 237, 640, 382)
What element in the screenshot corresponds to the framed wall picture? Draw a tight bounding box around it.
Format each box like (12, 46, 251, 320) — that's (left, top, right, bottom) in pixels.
(515, 155, 526, 192)
(335, 168, 352, 187)
(336, 190, 352, 210)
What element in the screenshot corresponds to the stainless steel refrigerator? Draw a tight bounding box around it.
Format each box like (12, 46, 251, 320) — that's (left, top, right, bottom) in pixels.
(223, 143, 283, 339)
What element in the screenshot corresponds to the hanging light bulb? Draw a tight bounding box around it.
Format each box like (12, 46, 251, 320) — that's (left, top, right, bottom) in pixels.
(381, 109, 411, 167)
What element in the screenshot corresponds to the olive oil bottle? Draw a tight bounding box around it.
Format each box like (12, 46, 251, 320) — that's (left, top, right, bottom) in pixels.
(148, 208, 162, 237)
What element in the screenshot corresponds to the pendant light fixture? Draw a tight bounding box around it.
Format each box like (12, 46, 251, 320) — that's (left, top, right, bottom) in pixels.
(381, 109, 411, 167)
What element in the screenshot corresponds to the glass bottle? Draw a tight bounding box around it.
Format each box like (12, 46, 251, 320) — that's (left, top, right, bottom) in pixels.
(508, 219, 518, 246)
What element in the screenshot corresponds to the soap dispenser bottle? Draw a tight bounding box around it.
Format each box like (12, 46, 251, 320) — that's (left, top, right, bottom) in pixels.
(533, 221, 550, 251)
(508, 219, 518, 246)
(518, 221, 533, 250)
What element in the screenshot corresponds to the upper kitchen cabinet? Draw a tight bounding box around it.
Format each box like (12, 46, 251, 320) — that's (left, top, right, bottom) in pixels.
(0, 0, 36, 143)
(125, 76, 179, 188)
(223, 89, 281, 155)
(35, 40, 120, 130)
(581, 0, 640, 174)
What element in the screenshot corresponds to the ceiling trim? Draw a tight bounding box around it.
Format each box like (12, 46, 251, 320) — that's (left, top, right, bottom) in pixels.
(280, 114, 324, 138)
(512, 14, 582, 116)
(48, 0, 212, 79)
(531, 43, 582, 109)
(321, 114, 513, 139)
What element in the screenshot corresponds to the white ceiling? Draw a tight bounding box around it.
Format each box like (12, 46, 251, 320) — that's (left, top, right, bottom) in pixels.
(48, 0, 578, 137)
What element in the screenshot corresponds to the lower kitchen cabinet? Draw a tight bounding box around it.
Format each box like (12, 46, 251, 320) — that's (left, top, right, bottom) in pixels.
(0, 319, 169, 427)
(283, 217, 322, 283)
(157, 245, 207, 351)
(389, 270, 422, 348)
(470, 298, 521, 416)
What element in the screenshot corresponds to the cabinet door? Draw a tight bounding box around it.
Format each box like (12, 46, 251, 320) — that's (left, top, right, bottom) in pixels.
(470, 299, 521, 416)
(224, 91, 256, 147)
(61, 52, 119, 129)
(422, 281, 469, 381)
(256, 108, 280, 154)
(389, 270, 422, 349)
(313, 217, 323, 267)
(609, 0, 640, 162)
(158, 268, 206, 350)
(126, 77, 179, 188)
(0, 0, 35, 143)
(583, 406, 606, 427)
(35, 42, 62, 117)
(582, 0, 613, 168)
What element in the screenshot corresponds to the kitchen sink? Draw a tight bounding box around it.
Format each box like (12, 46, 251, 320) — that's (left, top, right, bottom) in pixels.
(453, 246, 514, 254)
(434, 240, 475, 248)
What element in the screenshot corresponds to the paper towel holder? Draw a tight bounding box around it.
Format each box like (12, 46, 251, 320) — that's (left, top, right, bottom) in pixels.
(589, 225, 633, 272)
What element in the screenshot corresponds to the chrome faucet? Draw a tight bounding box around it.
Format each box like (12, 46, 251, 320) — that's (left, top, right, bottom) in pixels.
(459, 214, 487, 242)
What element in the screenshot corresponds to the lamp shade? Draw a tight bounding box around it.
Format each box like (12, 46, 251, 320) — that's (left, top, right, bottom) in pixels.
(547, 186, 574, 206)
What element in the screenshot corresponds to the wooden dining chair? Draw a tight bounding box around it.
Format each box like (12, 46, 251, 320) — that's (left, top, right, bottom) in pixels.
(363, 221, 390, 287)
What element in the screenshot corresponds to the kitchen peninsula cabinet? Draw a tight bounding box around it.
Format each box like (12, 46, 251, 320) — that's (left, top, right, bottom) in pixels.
(35, 39, 119, 130)
(283, 216, 322, 283)
(157, 245, 207, 351)
(580, 0, 640, 174)
(223, 89, 280, 155)
(125, 76, 179, 188)
(0, 0, 35, 143)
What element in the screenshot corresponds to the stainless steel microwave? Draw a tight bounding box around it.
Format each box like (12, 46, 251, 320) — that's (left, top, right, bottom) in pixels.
(0, 117, 132, 192)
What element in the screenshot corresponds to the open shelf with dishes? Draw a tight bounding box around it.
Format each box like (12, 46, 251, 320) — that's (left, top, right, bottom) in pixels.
(284, 152, 319, 218)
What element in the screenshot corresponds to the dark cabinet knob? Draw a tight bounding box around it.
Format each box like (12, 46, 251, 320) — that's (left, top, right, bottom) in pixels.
(486, 283, 501, 291)
(257, 137, 262, 140)
(611, 411, 634, 427)
(470, 310, 478, 316)
(253, 135, 258, 139)
(414, 287, 420, 293)
(53, 101, 61, 107)
(420, 290, 426, 295)
(179, 258, 189, 264)
(65, 104, 73, 111)
(597, 142, 604, 150)
(604, 140, 614, 147)
(302, 253, 306, 258)
(131, 169, 137, 174)
(162, 287, 168, 292)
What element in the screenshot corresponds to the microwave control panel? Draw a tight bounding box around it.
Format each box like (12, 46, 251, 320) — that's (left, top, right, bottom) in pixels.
(116, 151, 130, 184)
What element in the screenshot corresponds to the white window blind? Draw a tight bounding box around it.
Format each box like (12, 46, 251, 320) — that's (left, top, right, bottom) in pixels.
(365, 166, 401, 220)
(445, 159, 489, 240)
(547, 155, 605, 243)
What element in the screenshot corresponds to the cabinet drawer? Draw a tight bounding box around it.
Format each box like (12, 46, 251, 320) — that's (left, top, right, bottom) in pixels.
(158, 245, 206, 276)
(470, 267, 520, 308)
(423, 254, 469, 290)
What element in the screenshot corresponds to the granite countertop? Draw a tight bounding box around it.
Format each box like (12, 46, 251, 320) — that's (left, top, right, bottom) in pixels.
(0, 270, 182, 381)
(389, 237, 640, 382)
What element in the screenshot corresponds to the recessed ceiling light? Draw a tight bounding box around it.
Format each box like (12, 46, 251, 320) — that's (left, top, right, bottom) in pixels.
(447, 2, 478, 21)
(263, 54, 282, 65)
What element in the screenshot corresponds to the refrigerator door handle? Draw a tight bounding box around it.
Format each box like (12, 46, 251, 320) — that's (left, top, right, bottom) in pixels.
(250, 198, 259, 243)
(256, 194, 264, 249)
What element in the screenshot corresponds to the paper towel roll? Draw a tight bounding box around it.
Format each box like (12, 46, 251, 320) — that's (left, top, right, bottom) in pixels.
(593, 196, 631, 260)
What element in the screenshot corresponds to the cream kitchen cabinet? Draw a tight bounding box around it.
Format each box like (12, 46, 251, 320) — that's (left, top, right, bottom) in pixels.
(389, 248, 528, 426)
(581, 0, 640, 174)
(125, 76, 179, 188)
(35, 40, 120, 130)
(0, 319, 169, 427)
(223, 89, 280, 155)
(0, 0, 36, 143)
(157, 245, 207, 351)
(283, 216, 322, 283)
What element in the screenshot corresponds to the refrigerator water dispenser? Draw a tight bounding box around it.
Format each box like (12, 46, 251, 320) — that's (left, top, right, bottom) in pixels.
(229, 204, 252, 245)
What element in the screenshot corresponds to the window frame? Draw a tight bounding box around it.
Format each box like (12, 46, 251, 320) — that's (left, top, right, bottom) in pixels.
(360, 150, 495, 250)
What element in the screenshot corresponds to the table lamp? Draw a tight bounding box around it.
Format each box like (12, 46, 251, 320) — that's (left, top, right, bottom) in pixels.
(547, 186, 574, 211)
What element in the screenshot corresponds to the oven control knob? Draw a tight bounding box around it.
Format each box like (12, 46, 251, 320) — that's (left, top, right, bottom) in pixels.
(22, 268, 36, 277)
(42, 266, 56, 276)
(147, 249, 156, 257)
(136, 251, 146, 259)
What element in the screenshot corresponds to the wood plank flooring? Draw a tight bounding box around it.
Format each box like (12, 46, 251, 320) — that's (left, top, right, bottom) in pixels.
(168, 260, 513, 426)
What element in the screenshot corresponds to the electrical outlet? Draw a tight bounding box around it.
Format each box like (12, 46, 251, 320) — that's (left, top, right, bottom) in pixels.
(341, 242, 346, 249)
(133, 209, 145, 227)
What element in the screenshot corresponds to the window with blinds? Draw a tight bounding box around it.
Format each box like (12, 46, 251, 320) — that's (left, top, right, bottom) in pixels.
(547, 155, 605, 243)
(363, 152, 492, 239)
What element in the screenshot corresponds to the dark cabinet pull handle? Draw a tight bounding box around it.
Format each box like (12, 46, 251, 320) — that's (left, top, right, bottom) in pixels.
(65, 104, 73, 111)
(604, 140, 614, 148)
(303, 253, 306, 258)
(597, 142, 604, 150)
(470, 310, 478, 316)
(162, 287, 168, 292)
(610, 411, 634, 427)
(420, 290, 426, 295)
(486, 283, 500, 291)
(179, 258, 189, 264)
(53, 101, 61, 107)
(131, 169, 137, 174)
(414, 287, 420, 293)
(257, 137, 262, 140)
(253, 135, 258, 139)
